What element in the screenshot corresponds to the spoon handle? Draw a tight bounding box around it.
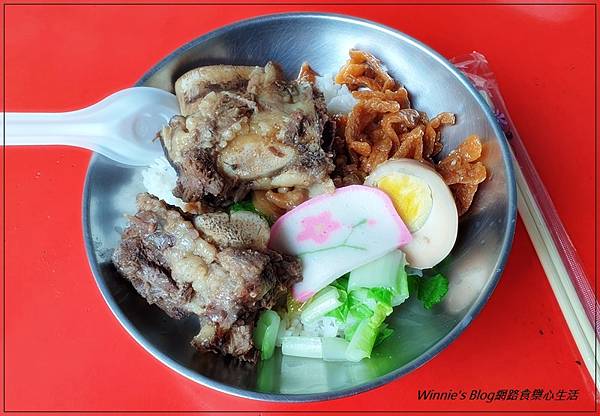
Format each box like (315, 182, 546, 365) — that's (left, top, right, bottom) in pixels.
(2, 110, 108, 148)
(0, 87, 179, 166)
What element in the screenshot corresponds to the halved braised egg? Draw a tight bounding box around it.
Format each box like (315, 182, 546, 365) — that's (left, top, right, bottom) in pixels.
(365, 159, 458, 269)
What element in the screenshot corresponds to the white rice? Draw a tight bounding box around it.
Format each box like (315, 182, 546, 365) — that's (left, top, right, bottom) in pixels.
(315, 73, 357, 115)
(302, 316, 343, 338)
(276, 311, 344, 347)
(141, 156, 186, 209)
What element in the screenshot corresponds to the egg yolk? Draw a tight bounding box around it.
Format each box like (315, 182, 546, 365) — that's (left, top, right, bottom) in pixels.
(377, 173, 433, 233)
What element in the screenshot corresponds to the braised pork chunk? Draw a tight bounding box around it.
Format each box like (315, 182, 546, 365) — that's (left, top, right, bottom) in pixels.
(112, 193, 301, 361)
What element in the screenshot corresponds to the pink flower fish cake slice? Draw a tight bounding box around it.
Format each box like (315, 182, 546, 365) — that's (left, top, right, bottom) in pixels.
(269, 185, 412, 301)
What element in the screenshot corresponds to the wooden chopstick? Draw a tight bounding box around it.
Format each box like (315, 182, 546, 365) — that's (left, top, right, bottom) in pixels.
(512, 149, 599, 389)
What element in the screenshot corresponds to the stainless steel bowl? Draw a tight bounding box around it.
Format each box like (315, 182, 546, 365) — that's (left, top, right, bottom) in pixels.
(83, 12, 516, 402)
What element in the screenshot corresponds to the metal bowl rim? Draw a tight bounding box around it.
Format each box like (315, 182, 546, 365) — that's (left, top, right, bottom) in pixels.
(82, 11, 517, 403)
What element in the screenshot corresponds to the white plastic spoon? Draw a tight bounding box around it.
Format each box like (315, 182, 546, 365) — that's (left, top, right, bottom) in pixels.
(1, 87, 179, 166)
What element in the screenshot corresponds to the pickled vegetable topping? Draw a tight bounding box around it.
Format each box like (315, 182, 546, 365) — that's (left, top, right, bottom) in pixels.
(436, 135, 487, 215)
(332, 49, 485, 215)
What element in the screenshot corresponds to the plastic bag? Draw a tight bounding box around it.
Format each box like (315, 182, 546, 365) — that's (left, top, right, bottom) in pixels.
(452, 52, 598, 381)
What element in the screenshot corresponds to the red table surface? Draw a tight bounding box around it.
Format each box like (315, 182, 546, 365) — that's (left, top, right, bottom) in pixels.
(1, 2, 597, 413)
